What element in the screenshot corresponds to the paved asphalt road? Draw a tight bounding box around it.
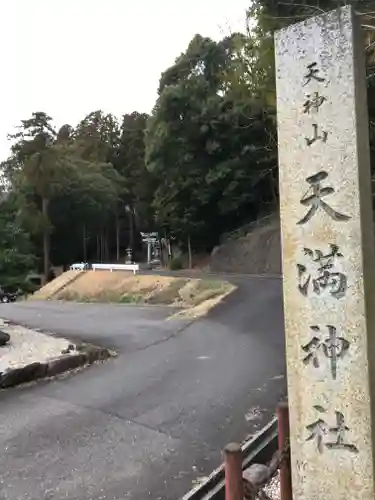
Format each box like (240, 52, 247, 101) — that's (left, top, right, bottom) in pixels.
(0, 276, 285, 500)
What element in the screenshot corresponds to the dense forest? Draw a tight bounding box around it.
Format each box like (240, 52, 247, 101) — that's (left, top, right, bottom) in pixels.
(1, 0, 375, 290)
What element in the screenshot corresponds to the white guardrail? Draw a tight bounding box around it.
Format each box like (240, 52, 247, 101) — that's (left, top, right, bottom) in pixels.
(70, 263, 139, 274)
(92, 263, 139, 274)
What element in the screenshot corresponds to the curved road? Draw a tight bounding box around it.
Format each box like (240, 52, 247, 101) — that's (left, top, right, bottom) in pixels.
(0, 275, 285, 500)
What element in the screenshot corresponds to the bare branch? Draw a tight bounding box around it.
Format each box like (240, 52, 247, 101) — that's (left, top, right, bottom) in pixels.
(278, 2, 326, 13)
(263, 13, 309, 19)
(358, 11, 375, 17)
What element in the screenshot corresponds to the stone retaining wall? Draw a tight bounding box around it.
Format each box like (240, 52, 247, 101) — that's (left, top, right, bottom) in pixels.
(209, 215, 281, 275)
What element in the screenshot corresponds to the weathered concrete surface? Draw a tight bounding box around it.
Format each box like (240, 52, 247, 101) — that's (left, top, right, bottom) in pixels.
(0, 276, 285, 500)
(276, 5, 375, 500)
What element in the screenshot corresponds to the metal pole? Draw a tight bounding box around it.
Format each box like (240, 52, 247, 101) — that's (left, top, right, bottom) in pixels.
(277, 402, 292, 500)
(224, 442, 243, 500)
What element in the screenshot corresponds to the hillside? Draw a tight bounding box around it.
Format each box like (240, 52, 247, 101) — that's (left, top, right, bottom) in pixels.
(209, 214, 281, 275)
(30, 271, 236, 318)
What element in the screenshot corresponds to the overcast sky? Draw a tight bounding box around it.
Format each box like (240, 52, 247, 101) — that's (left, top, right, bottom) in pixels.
(0, 0, 250, 161)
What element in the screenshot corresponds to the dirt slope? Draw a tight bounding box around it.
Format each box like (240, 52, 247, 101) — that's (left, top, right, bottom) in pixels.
(31, 271, 236, 318)
(30, 270, 84, 300)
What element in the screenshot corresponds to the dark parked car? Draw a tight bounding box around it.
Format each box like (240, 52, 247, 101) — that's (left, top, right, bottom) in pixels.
(0, 290, 19, 303)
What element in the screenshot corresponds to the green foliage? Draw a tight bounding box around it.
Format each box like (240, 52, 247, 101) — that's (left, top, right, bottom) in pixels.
(2, 110, 129, 274)
(119, 294, 144, 304)
(115, 112, 155, 230)
(169, 256, 184, 271)
(0, 192, 36, 291)
(146, 33, 277, 248)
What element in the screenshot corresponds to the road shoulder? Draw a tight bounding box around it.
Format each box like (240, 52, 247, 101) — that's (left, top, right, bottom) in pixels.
(0, 319, 113, 389)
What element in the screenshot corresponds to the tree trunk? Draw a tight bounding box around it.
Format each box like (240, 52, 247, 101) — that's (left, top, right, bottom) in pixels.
(129, 208, 134, 254)
(115, 214, 120, 262)
(105, 230, 109, 261)
(164, 229, 169, 265)
(83, 224, 87, 262)
(42, 197, 50, 285)
(96, 234, 100, 262)
(187, 235, 192, 269)
(159, 238, 164, 267)
(100, 232, 104, 262)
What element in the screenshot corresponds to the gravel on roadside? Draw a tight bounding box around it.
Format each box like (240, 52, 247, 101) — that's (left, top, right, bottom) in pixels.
(261, 472, 280, 499)
(0, 319, 74, 373)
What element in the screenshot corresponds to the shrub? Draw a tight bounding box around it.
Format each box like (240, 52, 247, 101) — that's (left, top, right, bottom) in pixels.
(169, 257, 183, 270)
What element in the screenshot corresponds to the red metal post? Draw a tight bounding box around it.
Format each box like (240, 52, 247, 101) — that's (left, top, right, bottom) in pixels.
(224, 442, 244, 500)
(277, 401, 293, 500)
